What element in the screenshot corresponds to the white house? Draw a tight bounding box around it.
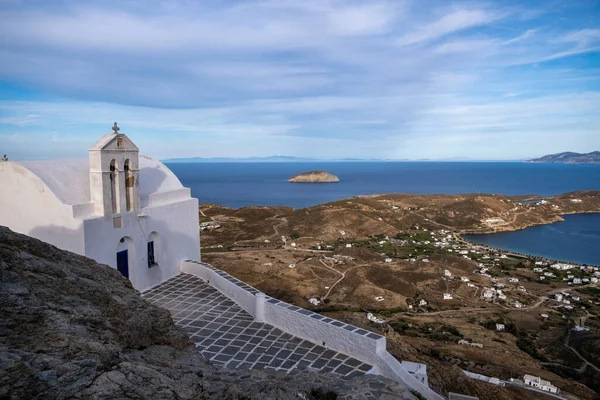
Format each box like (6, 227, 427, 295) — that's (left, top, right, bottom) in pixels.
(496, 323, 505, 331)
(443, 293, 453, 300)
(523, 374, 559, 393)
(554, 293, 563, 302)
(0, 125, 200, 292)
(551, 263, 575, 270)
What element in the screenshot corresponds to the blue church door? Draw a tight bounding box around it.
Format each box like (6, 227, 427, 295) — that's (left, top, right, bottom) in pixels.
(116, 250, 129, 279)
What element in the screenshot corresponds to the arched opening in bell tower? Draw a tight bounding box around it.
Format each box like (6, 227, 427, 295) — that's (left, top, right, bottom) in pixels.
(124, 159, 134, 211)
(109, 159, 119, 214)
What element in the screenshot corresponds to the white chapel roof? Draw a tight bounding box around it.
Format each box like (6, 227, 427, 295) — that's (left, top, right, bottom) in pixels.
(90, 133, 139, 151)
(15, 155, 184, 205)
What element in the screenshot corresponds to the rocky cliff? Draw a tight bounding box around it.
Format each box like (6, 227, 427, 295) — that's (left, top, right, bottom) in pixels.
(0, 226, 415, 399)
(289, 171, 340, 183)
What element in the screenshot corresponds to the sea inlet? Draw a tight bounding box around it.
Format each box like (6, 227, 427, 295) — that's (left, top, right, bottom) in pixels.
(464, 213, 600, 266)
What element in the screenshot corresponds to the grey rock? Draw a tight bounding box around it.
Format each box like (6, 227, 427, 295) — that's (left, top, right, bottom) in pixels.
(0, 226, 416, 399)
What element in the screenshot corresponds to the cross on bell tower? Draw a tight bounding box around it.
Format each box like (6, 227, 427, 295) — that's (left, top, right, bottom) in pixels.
(112, 122, 120, 134)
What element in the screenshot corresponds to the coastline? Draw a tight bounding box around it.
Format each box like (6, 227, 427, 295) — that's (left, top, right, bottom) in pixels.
(459, 210, 600, 235)
(200, 190, 600, 265)
(461, 212, 600, 267)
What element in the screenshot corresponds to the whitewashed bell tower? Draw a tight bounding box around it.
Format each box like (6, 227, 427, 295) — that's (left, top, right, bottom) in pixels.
(89, 122, 140, 217)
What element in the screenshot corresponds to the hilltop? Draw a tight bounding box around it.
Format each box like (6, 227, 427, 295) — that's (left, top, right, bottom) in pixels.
(198, 191, 600, 399)
(528, 151, 600, 164)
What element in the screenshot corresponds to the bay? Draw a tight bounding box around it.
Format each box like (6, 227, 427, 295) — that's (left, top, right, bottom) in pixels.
(464, 213, 600, 266)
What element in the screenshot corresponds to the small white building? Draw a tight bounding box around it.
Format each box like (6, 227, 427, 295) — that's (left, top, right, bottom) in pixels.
(443, 293, 453, 300)
(554, 293, 563, 302)
(444, 269, 452, 277)
(366, 312, 385, 324)
(419, 299, 428, 306)
(496, 323, 505, 331)
(0, 126, 200, 292)
(308, 297, 321, 306)
(551, 263, 575, 270)
(523, 374, 559, 393)
(384, 258, 393, 263)
(460, 277, 470, 282)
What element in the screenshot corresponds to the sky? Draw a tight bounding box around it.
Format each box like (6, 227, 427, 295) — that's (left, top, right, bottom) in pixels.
(0, 0, 599, 161)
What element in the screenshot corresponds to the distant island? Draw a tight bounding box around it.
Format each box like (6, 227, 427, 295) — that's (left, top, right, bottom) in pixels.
(528, 151, 600, 164)
(288, 170, 340, 183)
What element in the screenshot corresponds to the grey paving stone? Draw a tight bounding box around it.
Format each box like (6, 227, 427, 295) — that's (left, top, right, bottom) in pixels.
(245, 353, 260, 362)
(222, 346, 241, 355)
(143, 273, 374, 380)
(335, 364, 354, 376)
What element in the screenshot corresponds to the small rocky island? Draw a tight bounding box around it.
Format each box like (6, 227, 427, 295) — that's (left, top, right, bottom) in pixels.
(288, 170, 340, 183)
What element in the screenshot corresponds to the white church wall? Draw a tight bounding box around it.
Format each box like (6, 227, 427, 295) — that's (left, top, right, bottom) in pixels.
(85, 197, 199, 292)
(142, 188, 192, 209)
(0, 162, 85, 254)
(376, 351, 443, 400)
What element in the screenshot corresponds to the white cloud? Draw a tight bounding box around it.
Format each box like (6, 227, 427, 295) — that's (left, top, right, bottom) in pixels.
(0, 0, 598, 160)
(396, 8, 499, 47)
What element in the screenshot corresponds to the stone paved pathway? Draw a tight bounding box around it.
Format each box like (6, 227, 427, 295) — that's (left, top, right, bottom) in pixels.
(143, 273, 373, 378)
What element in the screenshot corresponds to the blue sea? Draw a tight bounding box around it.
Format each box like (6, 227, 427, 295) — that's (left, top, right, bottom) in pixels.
(165, 162, 600, 209)
(166, 161, 600, 265)
(464, 213, 600, 266)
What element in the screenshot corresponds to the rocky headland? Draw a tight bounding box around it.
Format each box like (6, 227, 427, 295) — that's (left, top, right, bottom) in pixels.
(528, 151, 600, 164)
(288, 170, 340, 183)
(0, 226, 416, 400)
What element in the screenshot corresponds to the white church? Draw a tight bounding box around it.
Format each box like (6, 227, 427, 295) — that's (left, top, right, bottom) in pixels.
(0, 124, 200, 291)
(0, 124, 446, 400)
